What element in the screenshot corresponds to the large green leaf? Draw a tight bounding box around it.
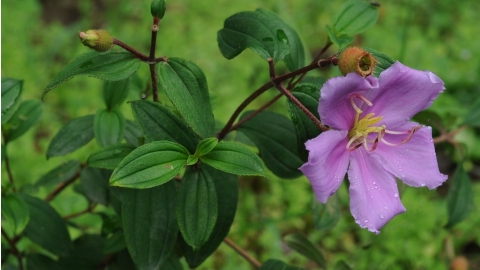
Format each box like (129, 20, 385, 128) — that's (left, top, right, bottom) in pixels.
(284, 233, 326, 269)
(217, 9, 290, 62)
(87, 144, 135, 170)
(445, 164, 473, 228)
(80, 167, 111, 206)
(257, 9, 305, 71)
(177, 167, 218, 250)
(94, 108, 126, 147)
(200, 141, 267, 177)
(2, 99, 43, 142)
(20, 194, 72, 256)
(182, 165, 239, 268)
(130, 100, 199, 152)
(237, 111, 304, 179)
(122, 181, 178, 270)
(286, 83, 322, 161)
(42, 50, 141, 99)
(332, 0, 379, 35)
(157, 58, 215, 138)
(1, 78, 23, 124)
(110, 141, 189, 188)
(260, 259, 304, 270)
(1, 194, 30, 235)
(35, 160, 81, 187)
(102, 77, 130, 110)
(46, 115, 95, 159)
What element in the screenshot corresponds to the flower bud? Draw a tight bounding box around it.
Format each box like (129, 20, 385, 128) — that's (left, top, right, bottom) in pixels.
(78, 29, 114, 52)
(338, 47, 376, 77)
(151, 0, 166, 19)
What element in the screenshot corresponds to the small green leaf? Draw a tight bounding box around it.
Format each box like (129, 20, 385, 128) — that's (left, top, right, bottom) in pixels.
(363, 47, 395, 76)
(124, 119, 143, 147)
(284, 233, 326, 269)
(130, 100, 199, 152)
(94, 108, 126, 147)
(1, 78, 23, 124)
(182, 165, 238, 268)
(102, 78, 130, 110)
(177, 167, 218, 250)
(80, 167, 111, 205)
(194, 138, 218, 157)
(186, 155, 198, 166)
(20, 194, 72, 256)
(445, 164, 473, 228)
(1, 194, 30, 235)
(218, 9, 291, 62)
(464, 98, 480, 127)
(200, 141, 267, 177)
(110, 141, 189, 188)
(326, 25, 353, 49)
(157, 58, 215, 138)
(47, 115, 95, 159)
(122, 181, 178, 270)
(333, 260, 353, 270)
(287, 83, 322, 161)
(103, 230, 126, 254)
(35, 160, 81, 187)
(260, 259, 304, 270)
(333, 0, 379, 35)
(87, 144, 135, 170)
(313, 193, 341, 230)
(2, 99, 43, 142)
(237, 111, 304, 179)
(42, 50, 141, 99)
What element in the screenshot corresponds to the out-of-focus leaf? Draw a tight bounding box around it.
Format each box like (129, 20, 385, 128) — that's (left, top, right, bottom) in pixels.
(332, 0, 379, 35)
(102, 78, 130, 110)
(94, 108, 126, 147)
(110, 141, 188, 188)
(284, 233, 326, 269)
(42, 50, 141, 99)
(47, 115, 95, 159)
(2, 99, 43, 142)
(1, 194, 30, 235)
(124, 119, 143, 147)
(413, 110, 443, 130)
(80, 167, 111, 205)
(237, 111, 303, 178)
(103, 230, 126, 254)
(1, 78, 23, 124)
(35, 160, 80, 187)
(157, 58, 215, 138)
(260, 259, 304, 270)
(87, 144, 135, 170)
(26, 253, 62, 270)
(326, 25, 353, 49)
(122, 181, 177, 270)
(333, 260, 353, 270)
(313, 193, 341, 230)
(445, 163, 473, 228)
(464, 98, 480, 127)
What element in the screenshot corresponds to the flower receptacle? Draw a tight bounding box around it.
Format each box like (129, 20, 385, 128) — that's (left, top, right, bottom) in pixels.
(338, 47, 377, 77)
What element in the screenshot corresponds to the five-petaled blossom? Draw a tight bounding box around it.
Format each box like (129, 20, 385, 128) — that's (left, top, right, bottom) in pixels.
(300, 62, 448, 233)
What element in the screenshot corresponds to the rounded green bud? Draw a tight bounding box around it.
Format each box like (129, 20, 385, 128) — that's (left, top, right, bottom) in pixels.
(338, 47, 377, 77)
(78, 29, 114, 52)
(151, 0, 166, 19)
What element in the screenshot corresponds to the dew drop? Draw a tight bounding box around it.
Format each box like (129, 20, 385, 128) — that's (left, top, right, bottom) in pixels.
(420, 183, 426, 187)
(394, 193, 399, 198)
(364, 219, 369, 223)
(383, 206, 388, 210)
(380, 213, 384, 219)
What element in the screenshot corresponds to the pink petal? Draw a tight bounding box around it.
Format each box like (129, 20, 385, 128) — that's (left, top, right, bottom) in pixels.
(300, 130, 350, 203)
(363, 62, 445, 129)
(370, 122, 448, 189)
(348, 148, 406, 234)
(320, 73, 378, 130)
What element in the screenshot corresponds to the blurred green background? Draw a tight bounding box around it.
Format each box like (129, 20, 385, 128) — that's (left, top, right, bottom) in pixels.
(2, 0, 480, 269)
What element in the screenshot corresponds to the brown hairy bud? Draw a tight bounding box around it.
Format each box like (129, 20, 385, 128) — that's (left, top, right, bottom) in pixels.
(338, 47, 377, 77)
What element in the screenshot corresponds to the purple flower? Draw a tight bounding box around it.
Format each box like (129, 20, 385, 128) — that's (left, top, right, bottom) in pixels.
(300, 62, 448, 233)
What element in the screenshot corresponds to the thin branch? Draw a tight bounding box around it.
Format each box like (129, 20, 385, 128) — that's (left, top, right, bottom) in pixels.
(45, 170, 81, 202)
(112, 39, 149, 61)
(433, 126, 467, 144)
(63, 203, 97, 220)
(150, 17, 160, 102)
(229, 93, 283, 132)
(1, 134, 16, 192)
(1, 228, 24, 270)
(223, 237, 261, 269)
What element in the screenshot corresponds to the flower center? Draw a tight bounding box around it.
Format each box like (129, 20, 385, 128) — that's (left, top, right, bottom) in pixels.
(346, 94, 421, 152)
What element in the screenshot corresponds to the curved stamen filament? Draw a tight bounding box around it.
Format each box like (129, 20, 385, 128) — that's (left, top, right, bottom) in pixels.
(380, 126, 422, 146)
(349, 93, 372, 114)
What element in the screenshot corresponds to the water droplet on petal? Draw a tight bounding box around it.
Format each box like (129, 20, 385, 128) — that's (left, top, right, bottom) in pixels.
(364, 219, 369, 223)
(384, 206, 388, 210)
(394, 193, 399, 198)
(421, 183, 426, 187)
(380, 213, 384, 219)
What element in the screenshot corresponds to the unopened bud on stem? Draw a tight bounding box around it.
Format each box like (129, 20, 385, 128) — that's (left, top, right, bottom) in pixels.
(338, 47, 377, 77)
(151, 0, 166, 19)
(79, 29, 114, 52)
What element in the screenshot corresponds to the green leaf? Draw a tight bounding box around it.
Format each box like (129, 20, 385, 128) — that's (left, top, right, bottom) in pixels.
(59, 234, 106, 267)
(122, 181, 178, 270)
(237, 111, 304, 179)
(333, 0, 379, 35)
(47, 115, 95, 159)
(157, 58, 215, 138)
(110, 141, 189, 188)
(1, 194, 30, 235)
(200, 141, 267, 177)
(287, 83, 322, 161)
(363, 47, 395, 76)
(256, 9, 305, 71)
(177, 167, 218, 250)
(326, 25, 353, 49)
(194, 137, 218, 157)
(182, 165, 238, 267)
(284, 233, 326, 269)
(80, 167, 111, 205)
(130, 100, 199, 152)
(1, 78, 23, 124)
(102, 77, 130, 110)
(333, 260, 353, 270)
(20, 194, 72, 256)
(103, 230, 126, 254)
(218, 9, 290, 62)
(2, 99, 43, 142)
(124, 119, 143, 147)
(35, 160, 81, 187)
(186, 155, 198, 166)
(313, 193, 341, 230)
(464, 98, 480, 127)
(42, 50, 141, 99)
(445, 164, 473, 228)
(26, 253, 62, 270)
(87, 144, 135, 170)
(413, 110, 443, 130)
(94, 108, 126, 147)
(260, 259, 304, 270)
